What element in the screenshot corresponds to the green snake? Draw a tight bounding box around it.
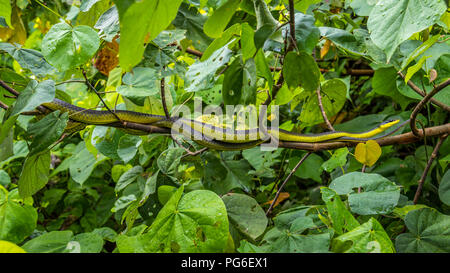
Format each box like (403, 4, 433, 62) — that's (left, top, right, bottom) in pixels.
(41, 99, 402, 150)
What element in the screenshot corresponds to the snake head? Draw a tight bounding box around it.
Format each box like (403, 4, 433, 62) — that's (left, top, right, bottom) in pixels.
(380, 119, 400, 129)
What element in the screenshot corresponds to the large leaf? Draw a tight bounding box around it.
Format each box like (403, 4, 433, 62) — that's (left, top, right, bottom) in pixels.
(203, 152, 254, 195)
(94, 5, 120, 42)
(0, 0, 12, 28)
(222, 57, 257, 105)
(222, 193, 268, 240)
(260, 212, 331, 253)
(116, 186, 229, 253)
(21, 231, 73, 253)
(283, 51, 320, 92)
(9, 80, 55, 117)
(0, 43, 55, 77)
(321, 187, 360, 235)
(293, 13, 320, 54)
(333, 218, 395, 253)
(367, 0, 447, 61)
(184, 41, 233, 92)
(329, 172, 401, 215)
(438, 170, 450, 206)
(395, 208, 450, 253)
(27, 111, 68, 156)
(299, 78, 347, 127)
(203, 0, 240, 38)
(117, 135, 142, 164)
(42, 22, 100, 70)
(0, 188, 37, 244)
(114, 0, 183, 71)
(116, 67, 159, 106)
(17, 151, 51, 198)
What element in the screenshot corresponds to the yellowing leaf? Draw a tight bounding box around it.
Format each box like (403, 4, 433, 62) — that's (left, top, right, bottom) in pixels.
(320, 39, 332, 59)
(264, 192, 290, 208)
(0, 240, 26, 253)
(355, 140, 382, 167)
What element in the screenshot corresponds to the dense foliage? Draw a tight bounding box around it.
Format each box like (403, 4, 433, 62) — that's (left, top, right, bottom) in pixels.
(0, 0, 449, 253)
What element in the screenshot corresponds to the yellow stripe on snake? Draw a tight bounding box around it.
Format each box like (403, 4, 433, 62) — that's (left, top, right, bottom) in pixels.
(41, 99, 402, 150)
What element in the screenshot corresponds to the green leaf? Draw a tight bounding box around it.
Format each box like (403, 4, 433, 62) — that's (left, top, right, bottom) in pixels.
(71, 232, 104, 253)
(329, 172, 401, 215)
(438, 170, 450, 206)
(367, 0, 447, 61)
(400, 34, 440, 70)
(0, 0, 12, 28)
(203, 152, 254, 195)
(21, 231, 73, 253)
(157, 148, 185, 176)
(222, 57, 257, 105)
(172, 3, 213, 52)
(404, 55, 430, 83)
(202, 23, 241, 61)
(348, 0, 378, 16)
(0, 188, 37, 244)
(291, 153, 324, 183)
(293, 13, 320, 54)
(94, 6, 120, 42)
(80, 0, 101, 12)
(283, 52, 320, 92)
(18, 151, 51, 198)
(69, 144, 105, 186)
(242, 146, 281, 178)
(117, 135, 142, 163)
(261, 215, 331, 253)
(282, 0, 321, 13)
(114, 0, 183, 71)
(321, 187, 360, 235)
(116, 67, 159, 106)
(241, 23, 256, 61)
(115, 166, 143, 193)
(10, 80, 55, 117)
(372, 66, 412, 109)
(0, 43, 55, 77)
(395, 208, 450, 253)
(255, 49, 273, 90)
(27, 111, 68, 156)
(299, 78, 347, 127)
(0, 170, 10, 187)
(321, 148, 349, 172)
(185, 41, 233, 92)
(116, 186, 230, 253)
(42, 22, 100, 71)
(222, 193, 268, 240)
(319, 27, 364, 55)
(333, 218, 395, 253)
(203, 0, 241, 38)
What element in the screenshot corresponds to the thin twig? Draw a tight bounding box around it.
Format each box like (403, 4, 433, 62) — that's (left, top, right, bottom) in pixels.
(413, 134, 448, 204)
(316, 87, 335, 131)
(398, 72, 450, 112)
(410, 79, 450, 137)
(81, 69, 123, 123)
(266, 152, 312, 216)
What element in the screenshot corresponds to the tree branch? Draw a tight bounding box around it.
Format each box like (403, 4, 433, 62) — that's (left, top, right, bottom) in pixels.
(410, 79, 450, 137)
(413, 133, 448, 204)
(266, 152, 311, 215)
(316, 87, 334, 131)
(398, 72, 450, 112)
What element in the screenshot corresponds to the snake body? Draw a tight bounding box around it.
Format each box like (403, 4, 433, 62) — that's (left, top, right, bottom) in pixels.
(41, 99, 401, 150)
